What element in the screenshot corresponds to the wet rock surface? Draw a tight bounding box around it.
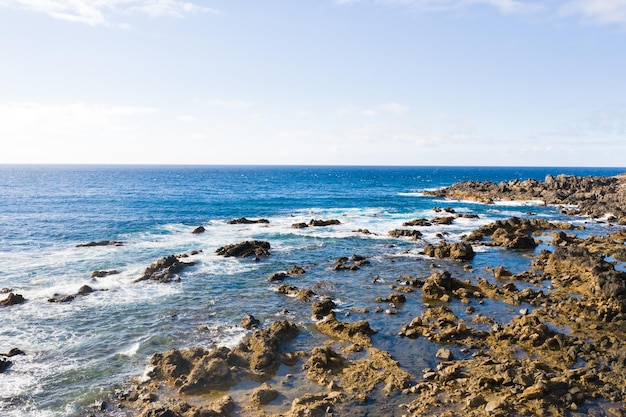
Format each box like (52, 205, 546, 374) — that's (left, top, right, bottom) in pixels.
(215, 241, 271, 258)
(134, 253, 197, 283)
(0, 292, 25, 306)
(227, 217, 270, 225)
(76, 240, 124, 247)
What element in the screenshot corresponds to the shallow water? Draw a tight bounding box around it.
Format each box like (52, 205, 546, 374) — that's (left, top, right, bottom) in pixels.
(0, 165, 624, 416)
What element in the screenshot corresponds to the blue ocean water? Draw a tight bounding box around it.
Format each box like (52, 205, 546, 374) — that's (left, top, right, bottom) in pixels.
(0, 165, 624, 416)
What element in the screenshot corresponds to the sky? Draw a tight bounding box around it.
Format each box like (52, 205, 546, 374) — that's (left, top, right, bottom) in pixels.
(0, 0, 625, 166)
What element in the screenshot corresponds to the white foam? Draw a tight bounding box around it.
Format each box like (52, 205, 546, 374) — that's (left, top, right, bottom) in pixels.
(118, 342, 141, 357)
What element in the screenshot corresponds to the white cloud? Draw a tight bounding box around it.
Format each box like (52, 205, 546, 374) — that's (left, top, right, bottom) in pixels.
(336, 0, 544, 16)
(0, 0, 217, 26)
(0, 101, 156, 148)
(559, 0, 626, 26)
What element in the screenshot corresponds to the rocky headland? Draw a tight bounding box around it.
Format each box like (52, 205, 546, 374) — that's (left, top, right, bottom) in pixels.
(85, 173, 626, 417)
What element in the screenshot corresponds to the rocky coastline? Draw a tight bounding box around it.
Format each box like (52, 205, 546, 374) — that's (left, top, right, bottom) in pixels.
(79, 173, 626, 417)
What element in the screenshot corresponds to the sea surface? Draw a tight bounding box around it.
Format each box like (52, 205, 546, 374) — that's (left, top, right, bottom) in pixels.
(1, 165, 624, 417)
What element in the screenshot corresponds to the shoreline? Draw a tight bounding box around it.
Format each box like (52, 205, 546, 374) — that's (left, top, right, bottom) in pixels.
(65, 173, 626, 416)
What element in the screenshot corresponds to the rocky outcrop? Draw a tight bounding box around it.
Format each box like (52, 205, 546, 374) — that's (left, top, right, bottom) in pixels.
(0, 292, 25, 307)
(76, 240, 124, 247)
(267, 265, 306, 281)
(191, 226, 205, 234)
(423, 241, 475, 260)
(134, 254, 196, 283)
(241, 314, 260, 330)
(534, 246, 626, 313)
(465, 217, 581, 250)
(215, 240, 271, 258)
(250, 383, 279, 406)
(91, 270, 120, 278)
(425, 173, 626, 223)
(0, 359, 11, 373)
(148, 320, 299, 397)
(309, 219, 341, 227)
(388, 229, 422, 240)
(316, 317, 376, 346)
(422, 270, 483, 302)
(332, 255, 370, 271)
(226, 217, 270, 225)
(403, 218, 432, 227)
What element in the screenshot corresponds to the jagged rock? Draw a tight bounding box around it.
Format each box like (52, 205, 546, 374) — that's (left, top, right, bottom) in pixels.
(0, 359, 11, 373)
(241, 314, 260, 330)
(312, 298, 336, 320)
(388, 229, 422, 240)
(436, 348, 453, 361)
(403, 218, 432, 227)
(422, 270, 482, 302)
(268, 272, 288, 282)
(316, 317, 376, 346)
(291, 222, 309, 229)
(1, 348, 25, 357)
(250, 383, 279, 406)
(432, 216, 455, 225)
(227, 217, 270, 225)
(48, 294, 76, 303)
(0, 292, 25, 306)
(215, 241, 271, 258)
(78, 285, 94, 295)
(76, 240, 124, 247)
(191, 226, 206, 234)
(332, 255, 370, 271)
(91, 270, 120, 278)
(309, 219, 341, 226)
(135, 254, 196, 283)
(424, 241, 475, 260)
(425, 174, 626, 223)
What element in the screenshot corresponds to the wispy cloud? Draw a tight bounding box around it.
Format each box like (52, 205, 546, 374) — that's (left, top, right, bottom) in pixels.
(0, 101, 157, 136)
(559, 0, 626, 27)
(337, 0, 626, 27)
(0, 0, 217, 26)
(336, 0, 545, 16)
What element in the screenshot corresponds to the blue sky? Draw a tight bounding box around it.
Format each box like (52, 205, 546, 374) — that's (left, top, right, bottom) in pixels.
(0, 0, 625, 166)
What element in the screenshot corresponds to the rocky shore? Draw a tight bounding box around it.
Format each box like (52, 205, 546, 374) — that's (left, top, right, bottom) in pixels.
(85, 174, 626, 417)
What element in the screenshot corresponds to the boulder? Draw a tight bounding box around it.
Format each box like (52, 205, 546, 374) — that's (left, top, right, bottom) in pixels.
(250, 383, 279, 406)
(309, 219, 341, 226)
(191, 226, 206, 234)
(0, 358, 11, 373)
(241, 314, 260, 330)
(388, 229, 422, 240)
(424, 241, 475, 260)
(91, 270, 120, 278)
(0, 292, 25, 307)
(135, 254, 196, 283)
(227, 217, 270, 225)
(215, 241, 271, 258)
(76, 240, 124, 247)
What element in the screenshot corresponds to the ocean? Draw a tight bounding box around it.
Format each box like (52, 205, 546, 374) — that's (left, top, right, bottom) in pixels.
(1, 165, 624, 417)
